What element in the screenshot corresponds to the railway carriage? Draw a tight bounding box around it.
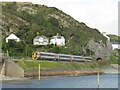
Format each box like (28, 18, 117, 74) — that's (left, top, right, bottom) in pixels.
(32, 52, 92, 62)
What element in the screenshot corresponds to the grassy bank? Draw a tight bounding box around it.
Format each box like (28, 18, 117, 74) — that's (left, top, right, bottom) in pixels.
(17, 60, 109, 70)
(16, 60, 109, 77)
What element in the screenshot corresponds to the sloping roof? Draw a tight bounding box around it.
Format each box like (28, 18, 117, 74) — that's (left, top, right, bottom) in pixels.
(51, 35, 64, 39)
(34, 36, 48, 39)
(6, 33, 19, 40)
(51, 33, 65, 39)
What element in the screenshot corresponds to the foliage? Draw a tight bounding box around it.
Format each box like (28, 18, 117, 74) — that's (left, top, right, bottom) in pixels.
(110, 55, 119, 65)
(109, 49, 120, 65)
(2, 40, 35, 58)
(85, 49, 95, 56)
(49, 17, 59, 27)
(107, 34, 120, 43)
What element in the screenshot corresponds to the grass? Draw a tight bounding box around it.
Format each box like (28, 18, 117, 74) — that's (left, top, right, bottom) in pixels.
(16, 59, 109, 70)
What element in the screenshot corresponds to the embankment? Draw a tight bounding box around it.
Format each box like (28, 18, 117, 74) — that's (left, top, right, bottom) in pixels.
(25, 69, 104, 78)
(16, 60, 108, 78)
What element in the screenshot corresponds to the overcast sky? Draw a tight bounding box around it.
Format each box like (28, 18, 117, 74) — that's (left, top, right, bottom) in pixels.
(1, 0, 119, 35)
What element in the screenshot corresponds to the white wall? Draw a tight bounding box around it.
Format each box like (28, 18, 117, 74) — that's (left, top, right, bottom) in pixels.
(50, 38, 65, 46)
(112, 44, 120, 50)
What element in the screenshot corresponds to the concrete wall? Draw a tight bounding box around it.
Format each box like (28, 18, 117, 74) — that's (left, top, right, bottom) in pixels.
(4, 60, 24, 77)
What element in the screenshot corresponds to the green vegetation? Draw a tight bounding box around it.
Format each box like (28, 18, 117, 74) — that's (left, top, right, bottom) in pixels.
(110, 49, 120, 65)
(2, 40, 34, 57)
(107, 34, 120, 43)
(110, 55, 119, 64)
(2, 2, 107, 57)
(17, 60, 109, 69)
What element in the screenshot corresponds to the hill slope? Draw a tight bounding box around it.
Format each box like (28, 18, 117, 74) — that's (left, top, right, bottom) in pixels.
(107, 34, 120, 44)
(1, 2, 107, 57)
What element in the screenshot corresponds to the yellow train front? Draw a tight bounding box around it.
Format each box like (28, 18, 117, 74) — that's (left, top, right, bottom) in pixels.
(32, 52, 40, 60)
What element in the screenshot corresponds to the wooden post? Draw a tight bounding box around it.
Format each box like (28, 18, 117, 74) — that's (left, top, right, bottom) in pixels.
(38, 64, 40, 80)
(97, 73, 100, 88)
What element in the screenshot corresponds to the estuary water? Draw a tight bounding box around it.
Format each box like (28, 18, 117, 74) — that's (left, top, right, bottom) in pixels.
(1, 74, 119, 88)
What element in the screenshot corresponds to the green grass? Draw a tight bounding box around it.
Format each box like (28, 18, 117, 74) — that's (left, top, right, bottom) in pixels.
(17, 59, 109, 70)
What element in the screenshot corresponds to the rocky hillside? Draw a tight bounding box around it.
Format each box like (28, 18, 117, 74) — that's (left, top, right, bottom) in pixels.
(1, 2, 108, 57)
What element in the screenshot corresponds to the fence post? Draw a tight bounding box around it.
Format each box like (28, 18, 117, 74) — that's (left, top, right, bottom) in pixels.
(97, 72, 100, 88)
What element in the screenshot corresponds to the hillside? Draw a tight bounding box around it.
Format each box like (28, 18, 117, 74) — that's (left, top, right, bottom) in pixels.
(107, 34, 120, 44)
(1, 2, 107, 57)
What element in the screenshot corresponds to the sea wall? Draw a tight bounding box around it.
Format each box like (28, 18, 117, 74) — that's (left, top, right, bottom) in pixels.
(2, 60, 24, 77)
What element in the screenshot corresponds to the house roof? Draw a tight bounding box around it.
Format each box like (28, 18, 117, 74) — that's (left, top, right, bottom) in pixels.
(34, 36, 48, 39)
(50, 33, 65, 39)
(51, 35, 64, 39)
(6, 33, 19, 40)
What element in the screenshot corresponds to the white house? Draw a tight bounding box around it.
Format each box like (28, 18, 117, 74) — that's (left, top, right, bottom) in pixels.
(111, 43, 120, 50)
(6, 33, 20, 43)
(50, 34, 65, 46)
(33, 36, 49, 45)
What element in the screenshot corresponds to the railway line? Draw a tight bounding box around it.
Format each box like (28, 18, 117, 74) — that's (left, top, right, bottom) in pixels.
(32, 52, 93, 62)
(1, 52, 93, 62)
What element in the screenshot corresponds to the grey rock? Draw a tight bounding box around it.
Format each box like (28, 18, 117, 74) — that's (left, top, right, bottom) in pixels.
(85, 40, 112, 60)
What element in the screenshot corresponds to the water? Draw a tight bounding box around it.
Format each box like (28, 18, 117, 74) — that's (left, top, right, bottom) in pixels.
(1, 74, 118, 88)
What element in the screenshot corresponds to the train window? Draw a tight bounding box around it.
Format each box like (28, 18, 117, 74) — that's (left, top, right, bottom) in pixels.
(74, 56, 83, 59)
(60, 55, 71, 58)
(41, 53, 55, 56)
(34, 53, 37, 56)
(85, 58, 92, 60)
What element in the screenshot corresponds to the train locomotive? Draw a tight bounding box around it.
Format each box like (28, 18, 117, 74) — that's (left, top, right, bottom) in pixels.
(32, 52, 92, 62)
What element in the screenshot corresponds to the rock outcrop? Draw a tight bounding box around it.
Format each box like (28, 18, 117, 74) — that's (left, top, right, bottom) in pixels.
(85, 40, 113, 60)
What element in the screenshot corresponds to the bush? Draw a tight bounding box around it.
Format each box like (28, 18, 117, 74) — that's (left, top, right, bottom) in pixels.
(110, 55, 119, 64)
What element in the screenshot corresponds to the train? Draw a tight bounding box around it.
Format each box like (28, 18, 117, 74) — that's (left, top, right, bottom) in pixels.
(32, 52, 92, 62)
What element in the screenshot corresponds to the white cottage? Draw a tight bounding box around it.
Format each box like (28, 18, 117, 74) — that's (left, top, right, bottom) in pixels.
(111, 43, 120, 50)
(6, 33, 20, 43)
(33, 36, 49, 45)
(50, 34, 65, 46)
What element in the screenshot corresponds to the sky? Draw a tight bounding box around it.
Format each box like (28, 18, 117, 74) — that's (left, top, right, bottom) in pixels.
(1, 0, 119, 35)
